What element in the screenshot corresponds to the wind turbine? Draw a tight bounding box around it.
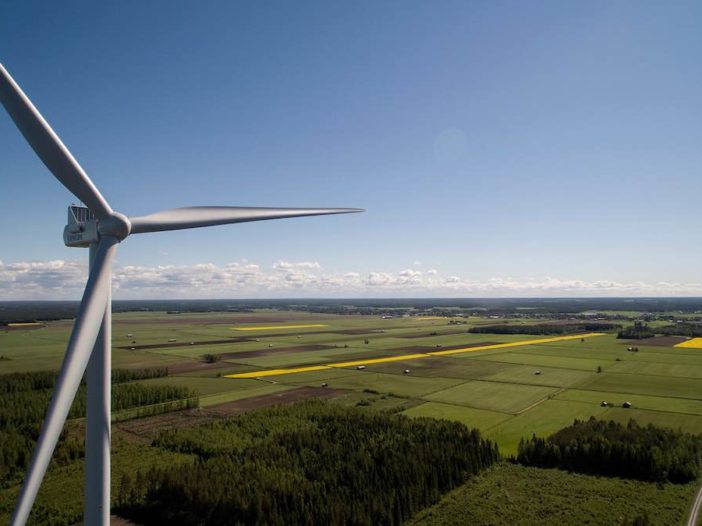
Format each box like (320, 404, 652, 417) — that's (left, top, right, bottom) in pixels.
(0, 63, 362, 526)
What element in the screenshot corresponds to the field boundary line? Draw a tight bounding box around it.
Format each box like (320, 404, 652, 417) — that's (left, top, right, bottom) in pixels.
(414, 379, 474, 399)
(412, 399, 516, 418)
(422, 383, 562, 416)
(597, 367, 702, 381)
(515, 388, 566, 415)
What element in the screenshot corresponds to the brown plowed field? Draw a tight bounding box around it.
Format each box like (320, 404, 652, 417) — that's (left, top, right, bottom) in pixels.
(113, 314, 315, 326)
(2, 324, 45, 331)
(332, 328, 387, 335)
(167, 361, 243, 375)
(166, 341, 498, 376)
(621, 336, 689, 347)
(218, 344, 335, 360)
(115, 387, 347, 440)
(257, 342, 500, 371)
(117, 337, 253, 351)
(118, 329, 391, 351)
(400, 341, 500, 352)
(166, 345, 337, 374)
(400, 329, 470, 338)
(205, 387, 346, 417)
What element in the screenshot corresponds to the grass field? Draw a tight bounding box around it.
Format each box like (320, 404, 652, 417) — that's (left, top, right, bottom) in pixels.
(408, 463, 699, 526)
(3, 310, 702, 455)
(2, 309, 702, 522)
(403, 402, 511, 432)
(424, 381, 558, 414)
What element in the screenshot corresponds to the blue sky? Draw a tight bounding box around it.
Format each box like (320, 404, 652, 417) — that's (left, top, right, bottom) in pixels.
(1, 1, 701, 299)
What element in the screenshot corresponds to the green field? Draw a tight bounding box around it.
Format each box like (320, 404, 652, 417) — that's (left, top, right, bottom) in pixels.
(4, 310, 702, 455)
(2, 309, 702, 523)
(424, 380, 558, 414)
(403, 402, 511, 432)
(408, 463, 699, 526)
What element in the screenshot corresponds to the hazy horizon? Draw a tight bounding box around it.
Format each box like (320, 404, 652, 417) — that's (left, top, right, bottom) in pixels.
(2, 257, 702, 300)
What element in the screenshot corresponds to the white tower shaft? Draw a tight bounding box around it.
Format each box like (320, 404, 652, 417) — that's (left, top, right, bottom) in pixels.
(85, 243, 112, 526)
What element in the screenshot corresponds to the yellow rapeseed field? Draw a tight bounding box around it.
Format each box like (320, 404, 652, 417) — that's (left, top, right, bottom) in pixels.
(225, 333, 605, 379)
(674, 337, 702, 349)
(231, 365, 331, 378)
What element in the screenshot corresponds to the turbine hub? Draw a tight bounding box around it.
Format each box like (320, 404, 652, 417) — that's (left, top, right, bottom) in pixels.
(98, 212, 131, 241)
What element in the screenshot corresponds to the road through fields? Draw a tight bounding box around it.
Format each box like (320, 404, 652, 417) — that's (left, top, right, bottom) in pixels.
(687, 483, 702, 526)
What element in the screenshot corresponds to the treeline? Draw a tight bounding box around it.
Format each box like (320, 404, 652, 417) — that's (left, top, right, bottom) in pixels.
(113, 397, 198, 422)
(658, 323, 702, 338)
(112, 367, 168, 383)
(469, 323, 619, 336)
(617, 323, 656, 340)
(0, 369, 196, 487)
(116, 401, 500, 525)
(517, 418, 702, 483)
(0, 367, 167, 394)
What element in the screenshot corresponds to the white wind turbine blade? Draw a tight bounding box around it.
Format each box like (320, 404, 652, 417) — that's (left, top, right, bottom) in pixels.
(129, 206, 363, 234)
(0, 63, 112, 219)
(11, 237, 118, 526)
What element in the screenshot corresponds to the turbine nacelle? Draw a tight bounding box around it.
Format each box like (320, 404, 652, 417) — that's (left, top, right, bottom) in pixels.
(63, 205, 98, 247)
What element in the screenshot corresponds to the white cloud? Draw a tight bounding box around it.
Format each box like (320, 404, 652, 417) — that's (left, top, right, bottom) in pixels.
(272, 260, 321, 270)
(367, 272, 393, 287)
(1, 258, 701, 299)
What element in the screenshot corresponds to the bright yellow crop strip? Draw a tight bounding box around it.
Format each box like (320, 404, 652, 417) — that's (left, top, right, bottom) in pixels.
(428, 333, 606, 357)
(225, 333, 606, 379)
(674, 338, 702, 349)
(232, 324, 328, 331)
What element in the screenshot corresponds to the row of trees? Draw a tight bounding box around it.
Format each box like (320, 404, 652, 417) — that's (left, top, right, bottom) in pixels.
(658, 323, 702, 338)
(0, 367, 168, 394)
(616, 320, 702, 339)
(0, 369, 196, 487)
(617, 321, 656, 340)
(517, 418, 702, 483)
(116, 401, 500, 525)
(112, 367, 168, 383)
(469, 323, 619, 336)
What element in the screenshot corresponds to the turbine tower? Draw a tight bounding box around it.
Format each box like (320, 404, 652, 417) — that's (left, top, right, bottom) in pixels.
(0, 63, 362, 526)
